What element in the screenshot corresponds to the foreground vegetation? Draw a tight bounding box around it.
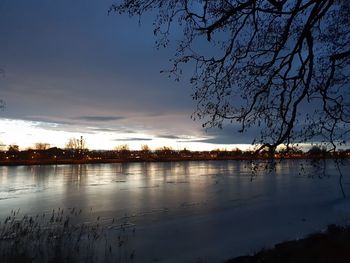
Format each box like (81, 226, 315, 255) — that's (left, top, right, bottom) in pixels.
(227, 225, 350, 263)
(1, 208, 349, 263)
(0, 209, 137, 263)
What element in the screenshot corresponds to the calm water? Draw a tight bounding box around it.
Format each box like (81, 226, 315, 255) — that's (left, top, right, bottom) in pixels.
(0, 160, 349, 262)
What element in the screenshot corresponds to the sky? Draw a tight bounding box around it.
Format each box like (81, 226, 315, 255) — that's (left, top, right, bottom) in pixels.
(0, 0, 256, 151)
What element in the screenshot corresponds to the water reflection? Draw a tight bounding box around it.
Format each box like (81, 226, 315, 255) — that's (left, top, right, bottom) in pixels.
(0, 160, 348, 222)
(1, 161, 350, 262)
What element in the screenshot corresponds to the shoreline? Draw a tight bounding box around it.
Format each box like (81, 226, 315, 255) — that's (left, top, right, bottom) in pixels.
(0, 156, 339, 167)
(226, 224, 350, 263)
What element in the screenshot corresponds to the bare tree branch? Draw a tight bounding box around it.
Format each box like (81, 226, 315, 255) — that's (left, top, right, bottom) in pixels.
(111, 0, 350, 153)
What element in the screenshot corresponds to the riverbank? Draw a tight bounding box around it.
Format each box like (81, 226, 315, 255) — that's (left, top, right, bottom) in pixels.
(1, 147, 348, 166)
(0, 156, 344, 167)
(0, 156, 252, 166)
(227, 224, 350, 263)
(2, 221, 350, 263)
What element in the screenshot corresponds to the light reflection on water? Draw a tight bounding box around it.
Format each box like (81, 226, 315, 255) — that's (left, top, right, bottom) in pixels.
(0, 160, 346, 219)
(0, 160, 349, 261)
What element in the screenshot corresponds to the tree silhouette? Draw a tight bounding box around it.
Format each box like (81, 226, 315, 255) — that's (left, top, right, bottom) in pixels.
(65, 136, 86, 151)
(115, 144, 130, 158)
(8, 145, 19, 152)
(34, 143, 50, 150)
(141, 144, 150, 156)
(115, 144, 130, 152)
(111, 0, 350, 153)
(141, 144, 150, 152)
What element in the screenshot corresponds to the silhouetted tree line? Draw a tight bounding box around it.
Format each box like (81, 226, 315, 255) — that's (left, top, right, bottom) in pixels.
(0, 144, 349, 165)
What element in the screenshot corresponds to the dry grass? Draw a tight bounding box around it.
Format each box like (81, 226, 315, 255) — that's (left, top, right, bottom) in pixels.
(0, 208, 137, 263)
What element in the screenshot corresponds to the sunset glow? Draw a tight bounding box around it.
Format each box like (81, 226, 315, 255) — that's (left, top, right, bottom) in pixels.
(0, 119, 252, 151)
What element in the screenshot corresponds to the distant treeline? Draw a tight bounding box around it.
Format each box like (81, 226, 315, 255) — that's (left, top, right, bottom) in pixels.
(0, 145, 349, 166)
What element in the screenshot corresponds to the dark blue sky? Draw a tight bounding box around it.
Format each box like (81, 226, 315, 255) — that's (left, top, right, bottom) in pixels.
(0, 0, 253, 150)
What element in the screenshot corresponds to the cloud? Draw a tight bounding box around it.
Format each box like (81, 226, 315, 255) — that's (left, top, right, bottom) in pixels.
(176, 138, 211, 143)
(174, 131, 255, 147)
(11, 116, 74, 126)
(158, 135, 182, 139)
(158, 134, 194, 140)
(88, 127, 136, 133)
(113, 138, 153, 142)
(74, 116, 125, 122)
(178, 125, 257, 145)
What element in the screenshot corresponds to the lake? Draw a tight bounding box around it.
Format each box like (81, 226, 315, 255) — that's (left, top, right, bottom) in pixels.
(0, 160, 349, 262)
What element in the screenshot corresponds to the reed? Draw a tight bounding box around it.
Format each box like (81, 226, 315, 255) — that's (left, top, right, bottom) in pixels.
(0, 208, 137, 262)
